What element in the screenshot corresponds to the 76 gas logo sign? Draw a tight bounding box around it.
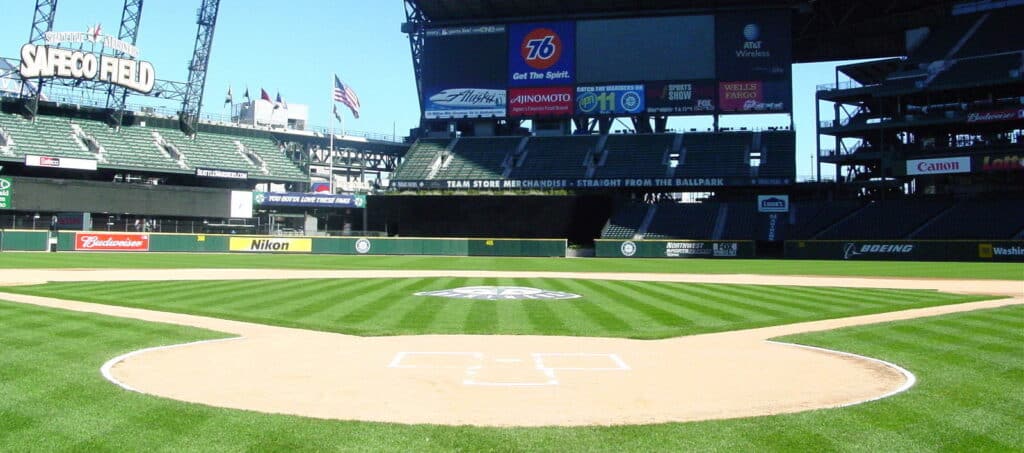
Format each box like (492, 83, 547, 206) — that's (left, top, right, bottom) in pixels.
(521, 28, 563, 70)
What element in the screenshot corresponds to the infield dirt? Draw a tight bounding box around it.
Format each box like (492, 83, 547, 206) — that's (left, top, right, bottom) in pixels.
(1, 269, 1020, 426)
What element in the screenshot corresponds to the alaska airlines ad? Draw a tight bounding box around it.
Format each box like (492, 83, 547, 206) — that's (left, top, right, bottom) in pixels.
(421, 25, 508, 119)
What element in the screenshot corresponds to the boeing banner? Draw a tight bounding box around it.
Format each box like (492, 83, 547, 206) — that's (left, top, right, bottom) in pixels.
(508, 22, 575, 88)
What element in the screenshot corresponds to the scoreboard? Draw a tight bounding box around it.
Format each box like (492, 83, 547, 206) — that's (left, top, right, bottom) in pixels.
(420, 10, 792, 120)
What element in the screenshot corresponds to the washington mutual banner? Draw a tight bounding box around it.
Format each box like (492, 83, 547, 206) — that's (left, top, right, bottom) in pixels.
(253, 192, 367, 209)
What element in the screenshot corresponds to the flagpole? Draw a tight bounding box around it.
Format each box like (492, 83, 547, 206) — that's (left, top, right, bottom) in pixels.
(329, 105, 335, 194)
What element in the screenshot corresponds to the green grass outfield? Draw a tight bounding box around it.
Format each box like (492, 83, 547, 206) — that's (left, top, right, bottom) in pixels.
(1, 278, 991, 338)
(0, 252, 1022, 279)
(1, 300, 1020, 452)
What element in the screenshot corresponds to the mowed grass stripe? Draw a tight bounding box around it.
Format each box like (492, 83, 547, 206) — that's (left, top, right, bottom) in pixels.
(0, 299, 1022, 451)
(1, 278, 993, 339)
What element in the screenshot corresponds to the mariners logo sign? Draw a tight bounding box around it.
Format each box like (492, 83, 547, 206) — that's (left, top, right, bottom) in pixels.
(416, 286, 581, 300)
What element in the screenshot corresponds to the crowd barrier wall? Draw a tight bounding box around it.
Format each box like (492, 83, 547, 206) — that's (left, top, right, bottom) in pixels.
(0, 230, 50, 251)
(49, 232, 566, 257)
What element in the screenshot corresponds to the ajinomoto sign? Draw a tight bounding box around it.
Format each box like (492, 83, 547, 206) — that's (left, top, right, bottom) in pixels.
(229, 237, 312, 253)
(75, 233, 149, 251)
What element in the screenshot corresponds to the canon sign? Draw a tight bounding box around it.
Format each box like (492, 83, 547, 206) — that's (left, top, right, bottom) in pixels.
(906, 157, 971, 176)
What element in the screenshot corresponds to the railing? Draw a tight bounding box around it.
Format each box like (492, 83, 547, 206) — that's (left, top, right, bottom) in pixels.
(815, 81, 864, 92)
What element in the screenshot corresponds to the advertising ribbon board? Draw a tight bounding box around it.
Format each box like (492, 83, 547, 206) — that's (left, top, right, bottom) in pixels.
(253, 192, 366, 209)
(0, 177, 11, 209)
(508, 86, 574, 117)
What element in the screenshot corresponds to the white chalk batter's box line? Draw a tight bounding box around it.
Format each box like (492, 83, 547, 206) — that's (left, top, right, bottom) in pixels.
(388, 352, 631, 387)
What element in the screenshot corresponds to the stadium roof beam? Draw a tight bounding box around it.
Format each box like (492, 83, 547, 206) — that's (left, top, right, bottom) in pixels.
(402, 0, 427, 115)
(21, 0, 58, 120)
(180, 0, 220, 137)
(106, 0, 145, 129)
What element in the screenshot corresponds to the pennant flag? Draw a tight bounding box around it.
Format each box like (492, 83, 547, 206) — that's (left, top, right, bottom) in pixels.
(224, 86, 233, 106)
(243, 87, 250, 103)
(274, 92, 285, 110)
(260, 88, 272, 103)
(332, 104, 342, 123)
(333, 74, 361, 119)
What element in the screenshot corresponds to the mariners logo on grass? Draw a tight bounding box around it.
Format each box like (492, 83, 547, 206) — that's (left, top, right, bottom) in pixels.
(416, 286, 581, 300)
(620, 241, 637, 257)
(354, 238, 372, 254)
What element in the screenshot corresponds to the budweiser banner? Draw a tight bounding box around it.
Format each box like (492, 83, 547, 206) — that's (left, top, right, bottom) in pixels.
(965, 109, 1024, 124)
(75, 233, 150, 251)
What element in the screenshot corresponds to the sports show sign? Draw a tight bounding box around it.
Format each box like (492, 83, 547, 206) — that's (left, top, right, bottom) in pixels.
(18, 24, 156, 94)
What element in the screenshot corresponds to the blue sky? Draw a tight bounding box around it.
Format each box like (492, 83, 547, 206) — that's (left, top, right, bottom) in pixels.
(0, 1, 857, 180)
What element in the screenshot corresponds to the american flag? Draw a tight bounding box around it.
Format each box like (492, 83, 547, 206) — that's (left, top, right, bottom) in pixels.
(333, 74, 361, 119)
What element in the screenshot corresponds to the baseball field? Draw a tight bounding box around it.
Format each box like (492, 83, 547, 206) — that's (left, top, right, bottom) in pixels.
(0, 253, 1021, 451)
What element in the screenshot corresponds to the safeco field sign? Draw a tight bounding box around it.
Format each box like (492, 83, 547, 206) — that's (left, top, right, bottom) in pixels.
(0, 177, 11, 209)
(229, 237, 312, 253)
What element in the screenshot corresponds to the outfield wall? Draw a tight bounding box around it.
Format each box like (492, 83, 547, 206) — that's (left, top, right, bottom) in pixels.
(0, 230, 50, 251)
(52, 232, 566, 257)
(595, 240, 756, 258)
(785, 240, 1024, 262)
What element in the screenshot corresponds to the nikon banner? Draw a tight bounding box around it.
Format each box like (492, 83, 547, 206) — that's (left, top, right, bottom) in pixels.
(596, 240, 755, 258)
(0, 177, 11, 209)
(229, 237, 312, 253)
(786, 240, 1024, 262)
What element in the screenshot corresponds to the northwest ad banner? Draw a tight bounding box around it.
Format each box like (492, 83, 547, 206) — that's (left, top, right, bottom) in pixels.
(74, 232, 149, 252)
(508, 22, 575, 88)
(508, 86, 574, 117)
(0, 177, 11, 209)
(229, 237, 312, 253)
(576, 84, 645, 116)
(715, 10, 792, 81)
(645, 80, 716, 115)
(718, 80, 790, 113)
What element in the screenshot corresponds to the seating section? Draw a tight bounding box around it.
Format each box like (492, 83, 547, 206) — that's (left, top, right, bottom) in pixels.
(913, 200, 1024, 239)
(932, 53, 1022, 88)
(816, 199, 953, 240)
(644, 203, 720, 239)
(601, 203, 647, 239)
(595, 134, 674, 179)
(393, 138, 448, 180)
(0, 113, 94, 160)
(759, 132, 796, 178)
(72, 119, 180, 171)
(510, 136, 597, 179)
(0, 112, 306, 181)
(787, 200, 863, 239)
(675, 133, 750, 178)
(719, 202, 758, 240)
(435, 137, 518, 180)
(233, 135, 307, 180)
(955, 9, 1024, 57)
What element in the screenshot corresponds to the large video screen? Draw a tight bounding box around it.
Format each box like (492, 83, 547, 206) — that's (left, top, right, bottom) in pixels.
(418, 11, 792, 119)
(421, 25, 508, 119)
(576, 16, 715, 84)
